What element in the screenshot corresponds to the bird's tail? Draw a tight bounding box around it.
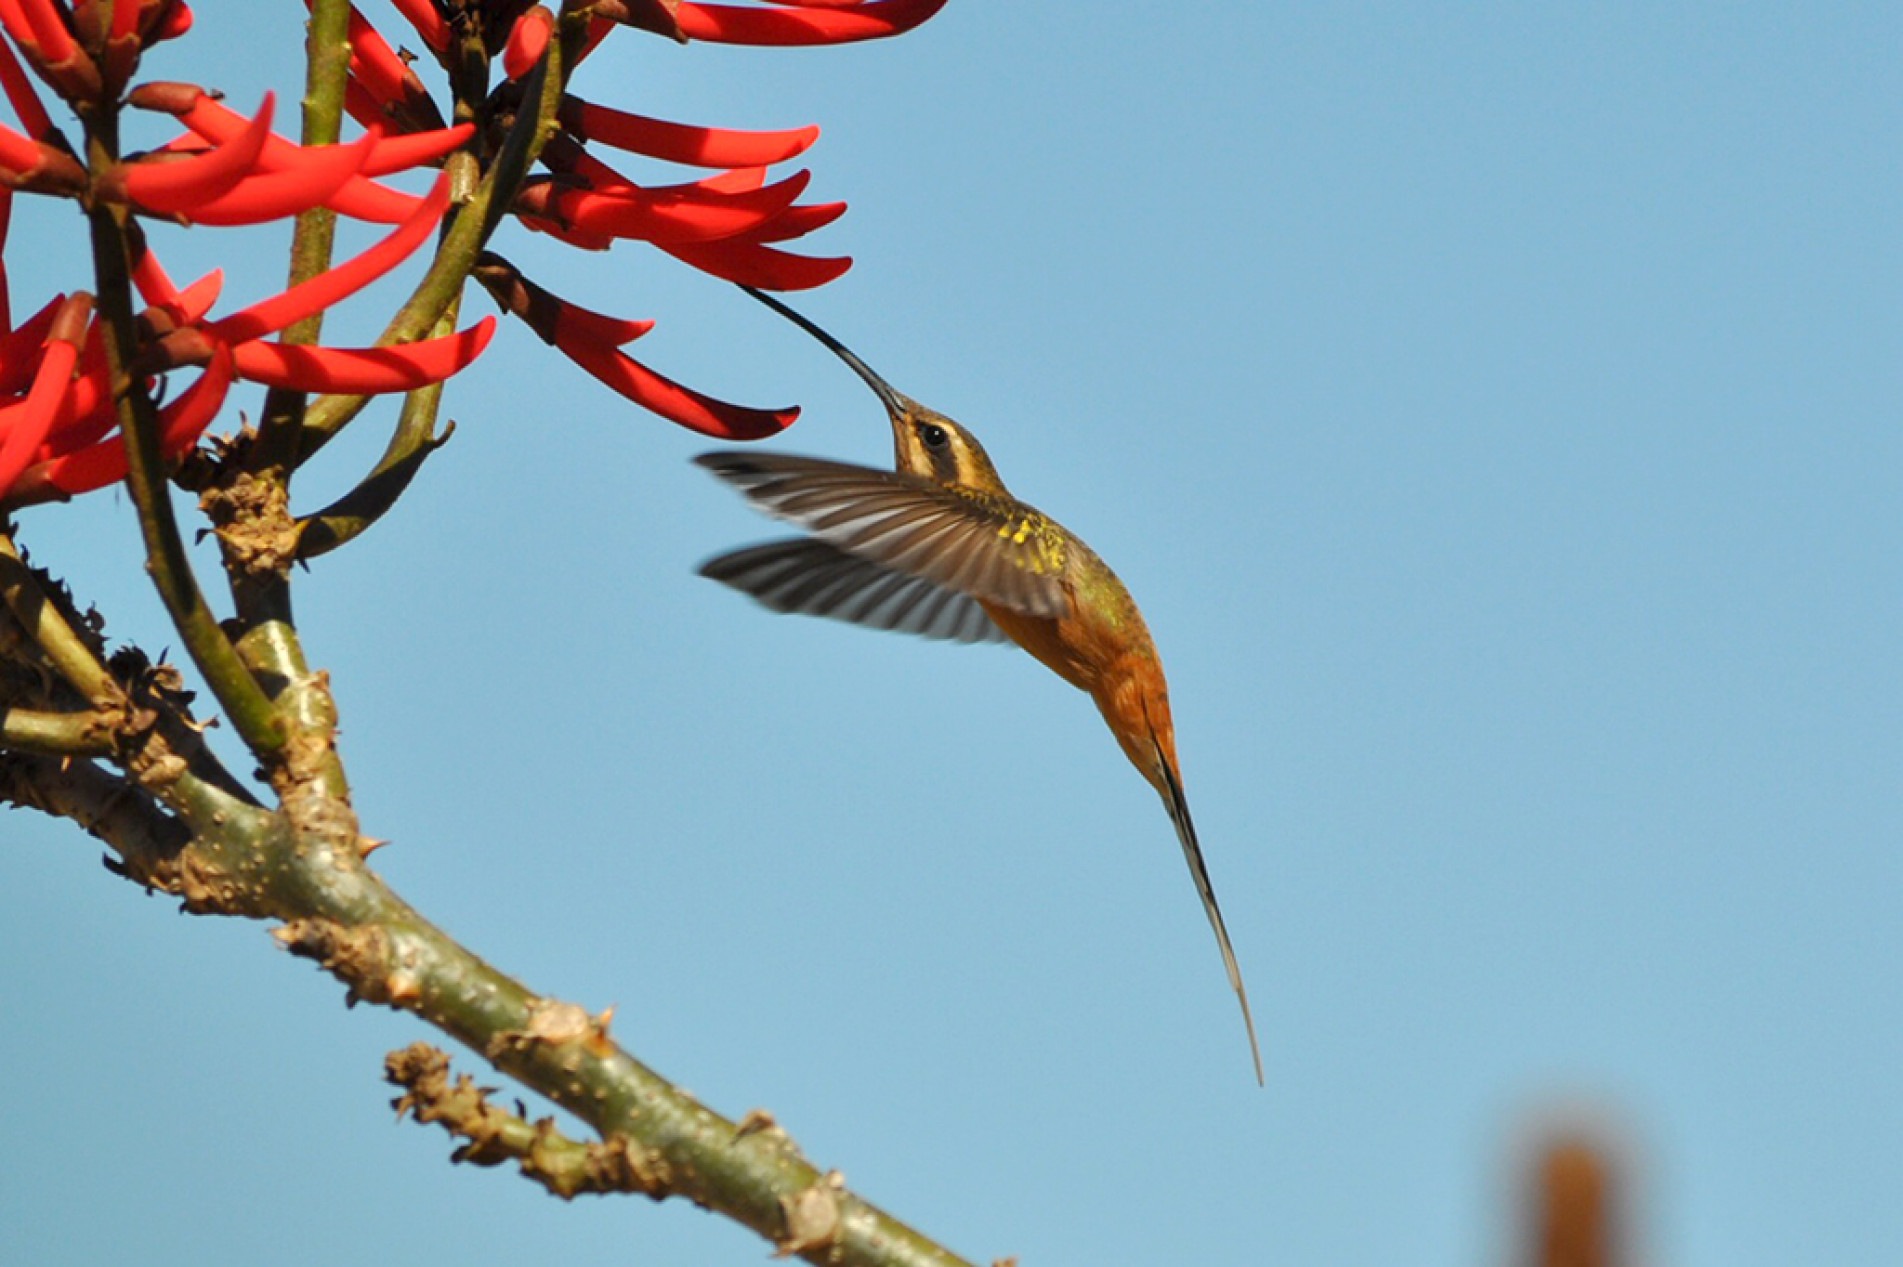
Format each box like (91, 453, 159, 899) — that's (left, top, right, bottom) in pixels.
(1153, 730, 1264, 1086)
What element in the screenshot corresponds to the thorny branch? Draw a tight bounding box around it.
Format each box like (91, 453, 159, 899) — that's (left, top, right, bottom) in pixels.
(0, 1, 993, 1264)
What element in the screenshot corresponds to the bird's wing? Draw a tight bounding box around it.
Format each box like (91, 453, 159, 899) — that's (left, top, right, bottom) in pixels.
(695, 452, 1070, 619)
(698, 538, 1009, 644)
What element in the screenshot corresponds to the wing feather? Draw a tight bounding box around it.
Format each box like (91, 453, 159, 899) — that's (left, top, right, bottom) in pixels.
(696, 452, 1069, 619)
(698, 538, 1008, 644)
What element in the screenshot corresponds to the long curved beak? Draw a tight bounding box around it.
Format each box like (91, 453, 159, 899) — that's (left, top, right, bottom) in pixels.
(741, 285, 911, 422)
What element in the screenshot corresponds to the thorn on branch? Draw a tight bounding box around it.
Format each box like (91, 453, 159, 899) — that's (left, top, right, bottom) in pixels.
(384, 1043, 673, 1201)
(487, 995, 619, 1065)
(273, 916, 404, 1005)
(774, 1171, 844, 1258)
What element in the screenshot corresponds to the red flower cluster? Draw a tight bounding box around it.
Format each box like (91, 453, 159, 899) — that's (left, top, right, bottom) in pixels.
(353, 0, 946, 439)
(0, 0, 946, 504)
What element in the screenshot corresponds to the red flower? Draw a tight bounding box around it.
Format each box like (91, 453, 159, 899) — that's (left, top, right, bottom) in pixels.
(352, 0, 944, 435)
(0, 157, 491, 503)
(0, 0, 947, 477)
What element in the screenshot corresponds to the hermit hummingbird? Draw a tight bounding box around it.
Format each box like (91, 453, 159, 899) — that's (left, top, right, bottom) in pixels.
(696, 287, 1263, 1084)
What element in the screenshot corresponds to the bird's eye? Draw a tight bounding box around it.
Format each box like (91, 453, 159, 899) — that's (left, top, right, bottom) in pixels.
(919, 423, 950, 450)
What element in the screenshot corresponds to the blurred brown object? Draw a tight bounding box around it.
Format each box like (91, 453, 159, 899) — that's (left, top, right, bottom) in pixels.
(1530, 1136, 1619, 1267)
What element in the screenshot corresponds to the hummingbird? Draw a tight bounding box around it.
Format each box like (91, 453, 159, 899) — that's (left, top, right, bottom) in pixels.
(696, 287, 1263, 1084)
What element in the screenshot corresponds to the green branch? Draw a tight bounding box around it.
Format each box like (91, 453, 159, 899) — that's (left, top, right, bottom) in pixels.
(0, 752, 188, 865)
(0, 706, 115, 756)
(0, 532, 118, 704)
(298, 37, 565, 455)
(79, 191, 287, 758)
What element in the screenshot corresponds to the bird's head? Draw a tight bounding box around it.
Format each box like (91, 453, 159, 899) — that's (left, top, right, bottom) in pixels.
(742, 286, 1011, 496)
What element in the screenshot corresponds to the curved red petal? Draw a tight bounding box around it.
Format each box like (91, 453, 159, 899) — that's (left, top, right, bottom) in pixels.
(183, 90, 463, 182)
(230, 317, 495, 393)
(553, 304, 655, 350)
(160, 342, 235, 454)
(562, 99, 818, 169)
(674, 0, 947, 45)
(0, 319, 79, 496)
(750, 199, 846, 243)
(326, 176, 425, 224)
(182, 130, 376, 226)
(151, 1, 193, 42)
(339, 4, 415, 107)
(343, 78, 387, 131)
(37, 346, 233, 495)
(514, 210, 614, 251)
(122, 94, 276, 214)
(172, 270, 224, 324)
(561, 337, 797, 440)
(694, 166, 766, 194)
(206, 174, 449, 344)
(0, 121, 40, 173)
(362, 122, 472, 177)
(389, 0, 450, 51)
(660, 238, 851, 290)
(15, 0, 76, 63)
(557, 169, 811, 244)
(504, 7, 553, 82)
(0, 32, 52, 140)
(0, 293, 63, 392)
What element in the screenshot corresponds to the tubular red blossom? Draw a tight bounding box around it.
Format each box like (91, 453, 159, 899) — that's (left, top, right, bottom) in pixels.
(516, 212, 615, 253)
(660, 237, 850, 290)
(110, 0, 142, 40)
(169, 270, 222, 323)
(0, 32, 52, 139)
(116, 93, 274, 214)
(673, 0, 947, 45)
(334, 2, 437, 125)
(556, 306, 654, 350)
(748, 199, 845, 242)
(181, 129, 377, 226)
(342, 77, 385, 132)
(169, 87, 469, 179)
(504, 7, 553, 82)
(0, 119, 37, 174)
(362, 122, 470, 176)
(534, 168, 814, 245)
(228, 317, 496, 393)
(388, 0, 449, 52)
(340, 4, 409, 103)
(10, 0, 77, 65)
(125, 236, 229, 320)
(0, 293, 86, 497)
(165, 88, 457, 223)
(33, 344, 234, 496)
(326, 177, 424, 224)
(0, 292, 62, 394)
(149, 1, 192, 42)
(205, 174, 448, 344)
(559, 98, 818, 168)
(560, 334, 796, 440)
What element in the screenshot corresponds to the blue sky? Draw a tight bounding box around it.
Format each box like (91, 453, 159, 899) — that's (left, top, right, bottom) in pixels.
(2, 4, 1899, 1264)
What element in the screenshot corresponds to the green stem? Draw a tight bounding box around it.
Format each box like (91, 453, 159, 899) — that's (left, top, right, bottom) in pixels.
(238, 844, 980, 1267)
(0, 706, 115, 756)
(251, 0, 354, 480)
(294, 392, 454, 560)
(78, 115, 286, 760)
(0, 754, 187, 862)
(0, 532, 119, 704)
(298, 38, 565, 455)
